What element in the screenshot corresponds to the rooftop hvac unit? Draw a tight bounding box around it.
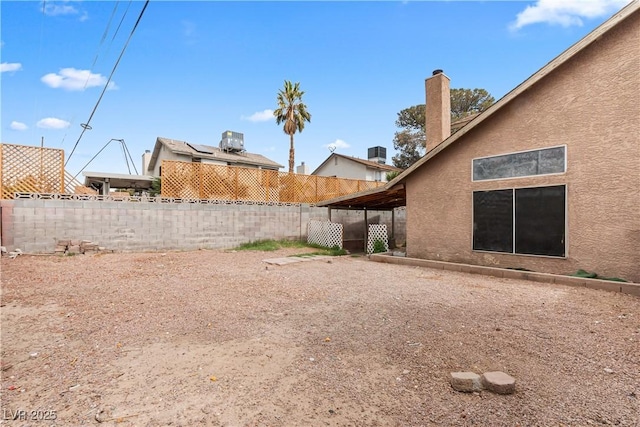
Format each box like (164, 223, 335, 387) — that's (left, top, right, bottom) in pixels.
(220, 130, 245, 152)
(368, 146, 387, 164)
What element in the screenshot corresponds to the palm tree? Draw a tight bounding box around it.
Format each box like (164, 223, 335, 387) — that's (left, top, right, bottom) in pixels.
(274, 80, 311, 173)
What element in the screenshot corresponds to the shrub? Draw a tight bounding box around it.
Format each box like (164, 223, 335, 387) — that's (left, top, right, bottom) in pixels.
(372, 239, 387, 254)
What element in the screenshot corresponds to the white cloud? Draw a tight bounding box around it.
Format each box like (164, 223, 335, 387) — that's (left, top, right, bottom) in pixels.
(37, 117, 71, 129)
(510, 0, 631, 30)
(242, 109, 275, 122)
(43, 1, 79, 16)
(324, 139, 350, 151)
(10, 121, 28, 131)
(1, 62, 22, 73)
(41, 68, 117, 91)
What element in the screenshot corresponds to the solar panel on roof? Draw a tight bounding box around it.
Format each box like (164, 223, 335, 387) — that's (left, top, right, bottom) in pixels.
(186, 143, 215, 154)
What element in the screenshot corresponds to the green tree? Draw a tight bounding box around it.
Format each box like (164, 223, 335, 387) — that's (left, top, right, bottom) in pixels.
(391, 88, 495, 169)
(450, 88, 494, 121)
(274, 81, 312, 173)
(385, 170, 401, 181)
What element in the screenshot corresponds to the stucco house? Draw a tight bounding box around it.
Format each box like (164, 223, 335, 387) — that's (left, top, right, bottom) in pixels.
(143, 133, 283, 177)
(319, 1, 639, 282)
(312, 147, 402, 182)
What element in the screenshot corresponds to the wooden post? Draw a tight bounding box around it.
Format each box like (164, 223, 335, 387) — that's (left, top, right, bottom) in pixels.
(0, 144, 4, 198)
(59, 148, 65, 193)
(391, 208, 395, 239)
(364, 208, 368, 253)
(199, 163, 204, 199)
(264, 170, 268, 202)
(234, 167, 239, 200)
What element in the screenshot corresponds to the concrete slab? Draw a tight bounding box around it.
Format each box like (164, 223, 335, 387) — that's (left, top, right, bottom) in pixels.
(263, 255, 333, 265)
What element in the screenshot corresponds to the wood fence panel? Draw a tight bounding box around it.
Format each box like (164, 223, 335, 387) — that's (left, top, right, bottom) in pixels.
(0, 144, 65, 199)
(160, 160, 387, 203)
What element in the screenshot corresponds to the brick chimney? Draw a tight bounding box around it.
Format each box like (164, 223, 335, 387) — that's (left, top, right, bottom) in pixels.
(425, 69, 451, 152)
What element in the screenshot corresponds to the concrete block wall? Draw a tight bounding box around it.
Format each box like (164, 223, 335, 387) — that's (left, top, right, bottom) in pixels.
(0, 200, 406, 253)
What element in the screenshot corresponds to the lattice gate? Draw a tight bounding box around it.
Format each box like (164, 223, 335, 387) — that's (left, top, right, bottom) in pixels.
(308, 220, 343, 249)
(367, 224, 389, 254)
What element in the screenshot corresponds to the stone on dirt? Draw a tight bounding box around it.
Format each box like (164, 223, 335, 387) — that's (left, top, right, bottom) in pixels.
(450, 372, 483, 392)
(481, 371, 516, 395)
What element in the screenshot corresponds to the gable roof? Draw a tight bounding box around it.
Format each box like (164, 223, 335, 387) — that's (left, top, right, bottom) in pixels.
(393, 0, 639, 186)
(317, 0, 639, 210)
(311, 153, 402, 175)
(148, 137, 283, 171)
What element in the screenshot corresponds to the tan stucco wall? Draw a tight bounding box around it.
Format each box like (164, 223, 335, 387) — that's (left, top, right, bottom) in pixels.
(406, 10, 640, 282)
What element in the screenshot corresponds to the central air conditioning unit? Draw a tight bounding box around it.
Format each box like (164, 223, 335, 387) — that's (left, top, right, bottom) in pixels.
(220, 131, 245, 152)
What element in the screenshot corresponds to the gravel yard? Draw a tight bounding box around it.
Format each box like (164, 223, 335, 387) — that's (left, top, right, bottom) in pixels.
(1, 249, 639, 426)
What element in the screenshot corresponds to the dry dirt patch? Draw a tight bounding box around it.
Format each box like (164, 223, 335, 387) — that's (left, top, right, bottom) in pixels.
(1, 249, 638, 426)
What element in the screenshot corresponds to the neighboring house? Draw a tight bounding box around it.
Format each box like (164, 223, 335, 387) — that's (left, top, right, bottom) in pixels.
(312, 147, 402, 182)
(143, 133, 283, 177)
(320, 2, 639, 282)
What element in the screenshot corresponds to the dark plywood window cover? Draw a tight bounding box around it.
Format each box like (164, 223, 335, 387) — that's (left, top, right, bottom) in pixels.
(515, 185, 566, 257)
(473, 189, 513, 253)
(473, 185, 566, 257)
(473, 146, 565, 181)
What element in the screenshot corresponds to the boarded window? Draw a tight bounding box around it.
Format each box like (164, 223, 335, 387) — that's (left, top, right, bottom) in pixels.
(473, 146, 565, 181)
(473, 185, 566, 257)
(515, 185, 565, 256)
(473, 189, 513, 253)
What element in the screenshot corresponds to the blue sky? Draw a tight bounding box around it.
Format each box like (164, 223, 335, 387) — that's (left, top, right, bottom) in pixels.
(1, 0, 633, 176)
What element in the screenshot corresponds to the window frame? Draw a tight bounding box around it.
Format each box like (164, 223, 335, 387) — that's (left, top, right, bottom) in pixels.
(471, 145, 567, 182)
(471, 184, 568, 259)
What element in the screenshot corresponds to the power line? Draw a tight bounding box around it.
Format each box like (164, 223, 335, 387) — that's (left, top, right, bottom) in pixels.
(73, 138, 124, 180)
(65, 0, 150, 167)
(109, 1, 133, 55)
(85, 1, 120, 90)
(63, 2, 122, 146)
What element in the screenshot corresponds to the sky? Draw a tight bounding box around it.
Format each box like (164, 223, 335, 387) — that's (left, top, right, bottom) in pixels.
(1, 0, 634, 177)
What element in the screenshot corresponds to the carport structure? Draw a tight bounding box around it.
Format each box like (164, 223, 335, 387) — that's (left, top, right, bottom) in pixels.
(82, 171, 154, 196)
(315, 183, 406, 252)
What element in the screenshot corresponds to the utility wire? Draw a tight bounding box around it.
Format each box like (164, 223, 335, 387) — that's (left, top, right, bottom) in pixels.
(65, 0, 150, 167)
(73, 139, 124, 180)
(108, 1, 133, 55)
(121, 139, 139, 174)
(63, 2, 120, 146)
(120, 140, 131, 174)
(85, 1, 120, 90)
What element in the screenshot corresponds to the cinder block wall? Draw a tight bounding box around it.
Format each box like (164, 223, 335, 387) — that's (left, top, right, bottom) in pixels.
(0, 200, 405, 253)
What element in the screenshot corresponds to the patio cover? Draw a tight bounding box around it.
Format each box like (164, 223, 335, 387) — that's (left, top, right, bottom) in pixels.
(315, 183, 406, 210)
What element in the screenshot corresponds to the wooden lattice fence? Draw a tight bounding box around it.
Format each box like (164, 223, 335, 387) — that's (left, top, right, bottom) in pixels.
(161, 160, 384, 203)
(0, 143, 98, 198)
(0, 143, 65, 199)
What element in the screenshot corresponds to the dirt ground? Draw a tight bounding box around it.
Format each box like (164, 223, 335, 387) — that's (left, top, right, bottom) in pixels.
(1, 249, 638, 426)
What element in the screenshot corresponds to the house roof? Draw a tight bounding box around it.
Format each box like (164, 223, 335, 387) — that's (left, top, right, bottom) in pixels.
(311, 153, 402, 175)
(317, 0, 639, 210)
(147, 137, 284, 171)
